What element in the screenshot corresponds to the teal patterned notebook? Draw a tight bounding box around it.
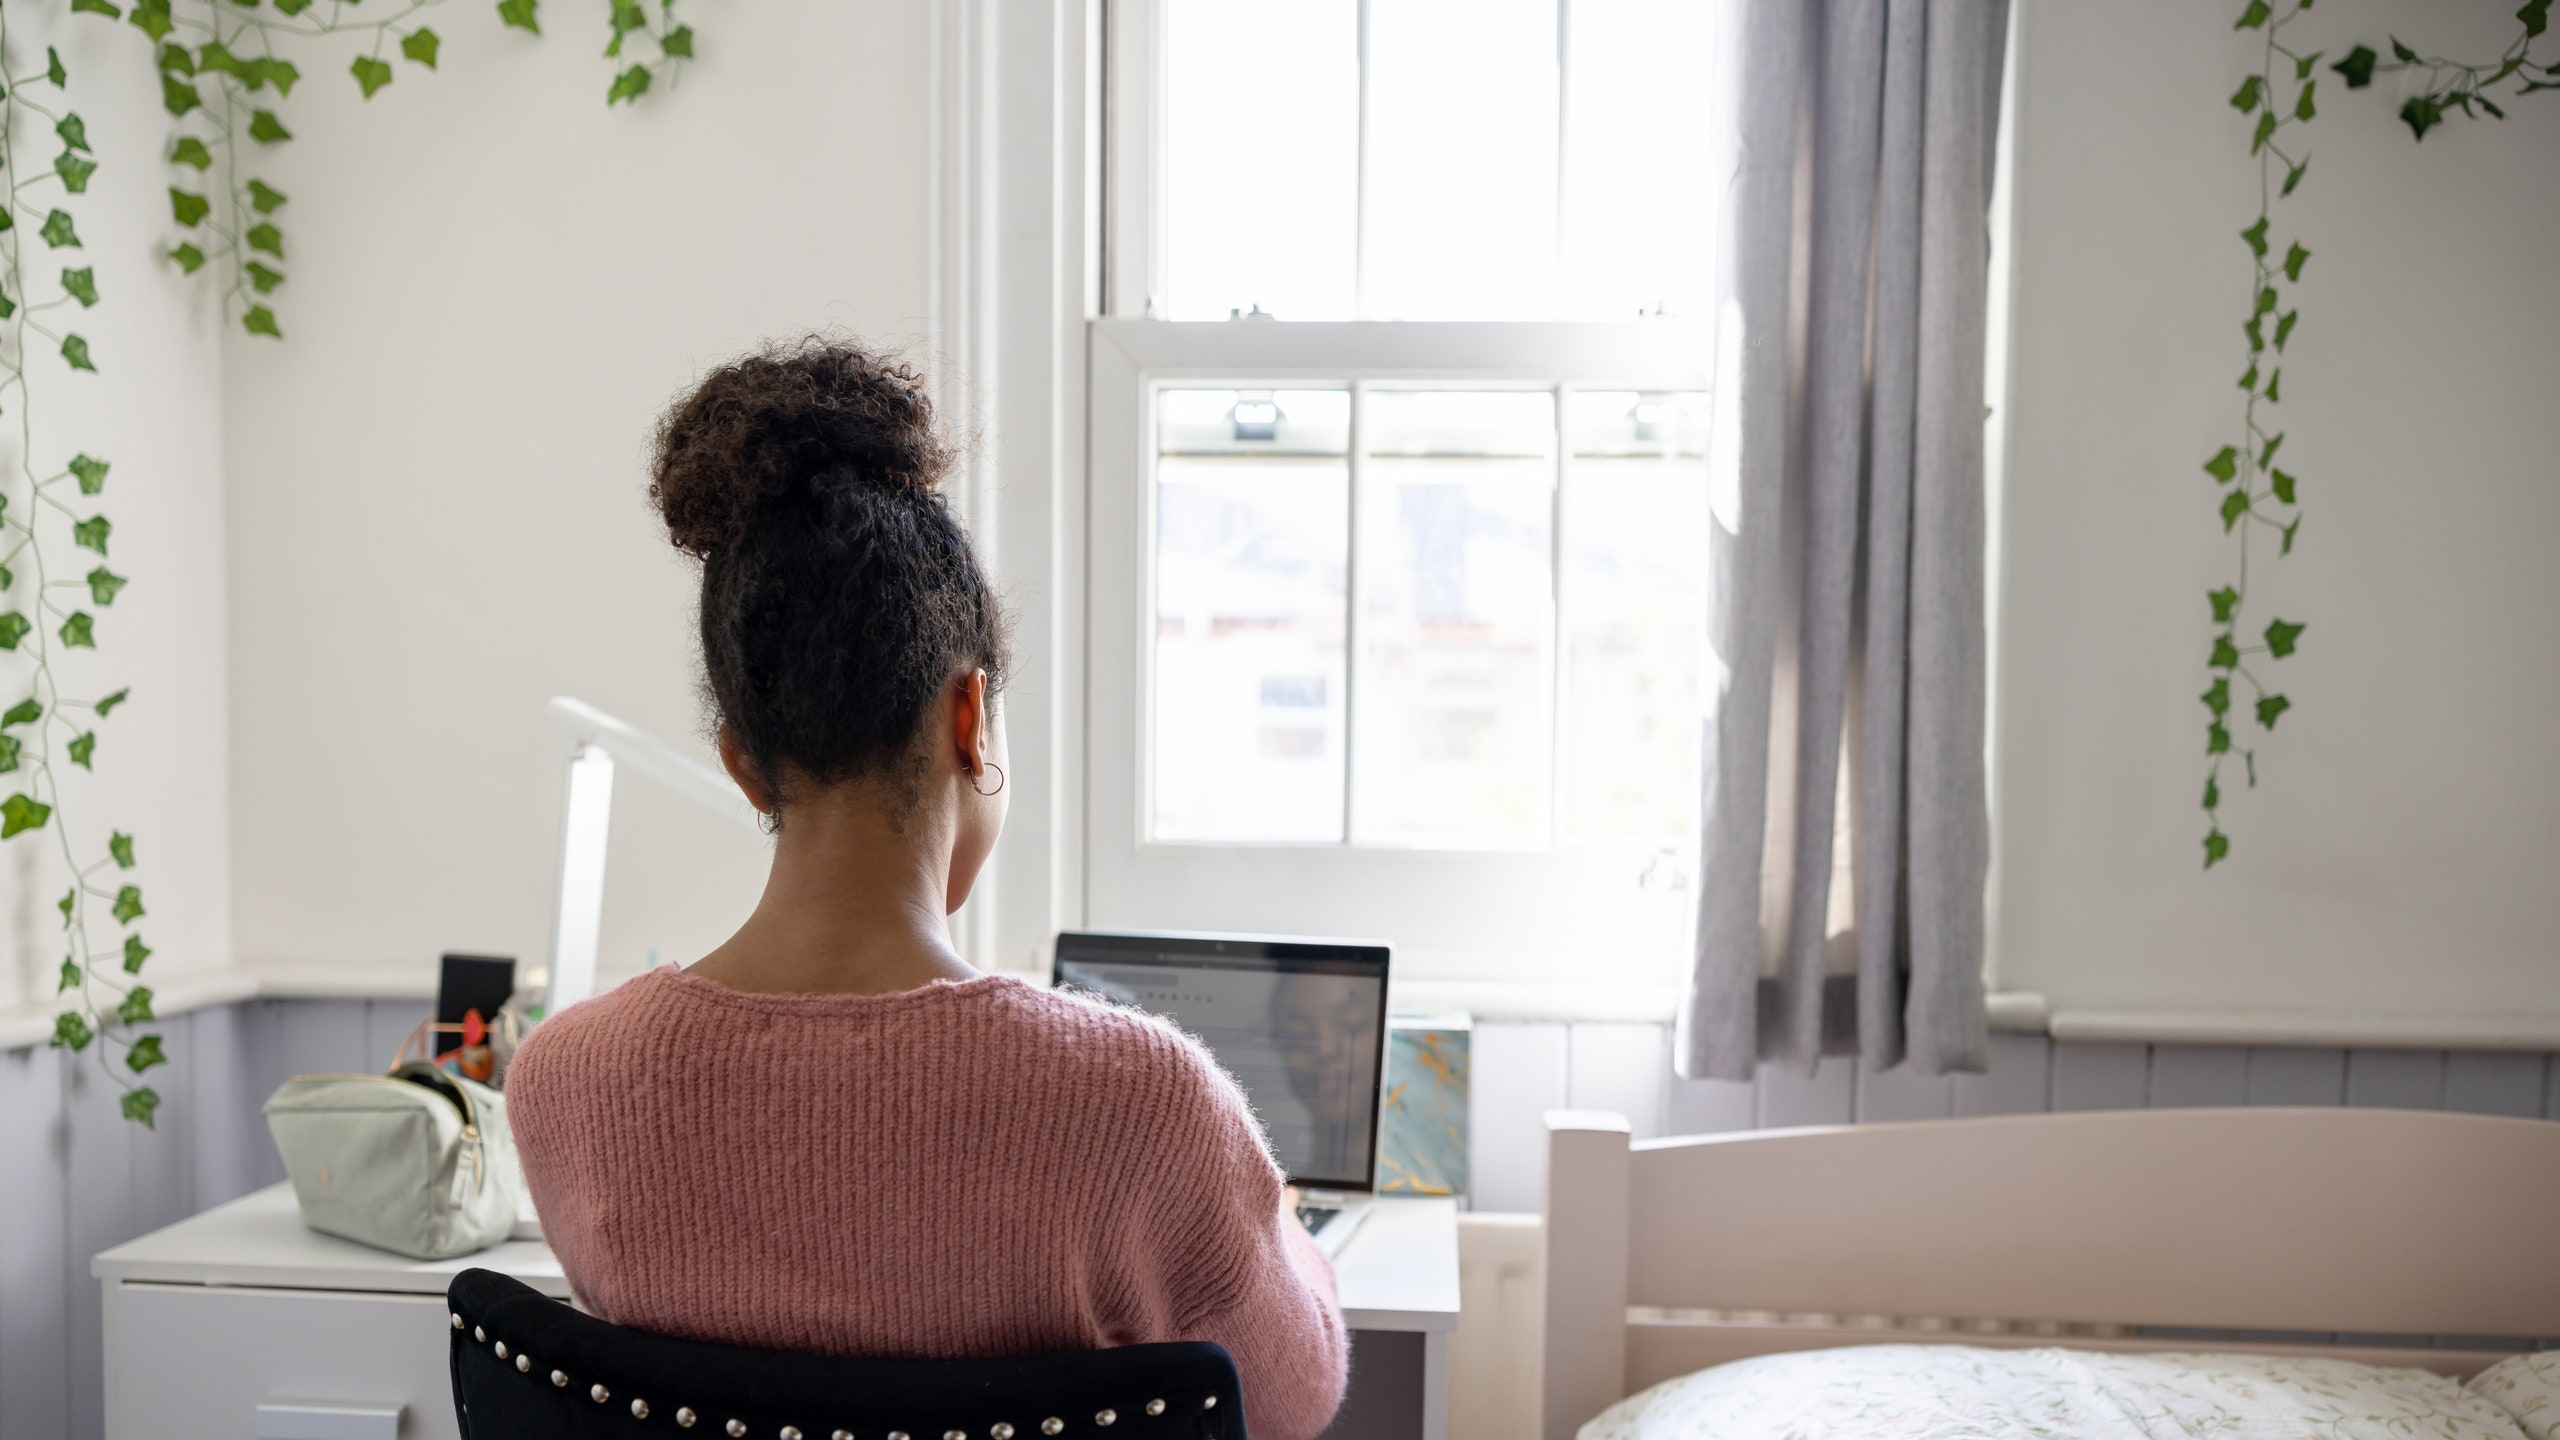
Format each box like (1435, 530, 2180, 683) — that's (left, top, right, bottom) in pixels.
(1376, 1015, 1470, 1195)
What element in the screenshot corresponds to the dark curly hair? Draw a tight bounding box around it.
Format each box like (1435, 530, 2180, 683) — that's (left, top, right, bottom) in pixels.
(650, 337, 1007, 815)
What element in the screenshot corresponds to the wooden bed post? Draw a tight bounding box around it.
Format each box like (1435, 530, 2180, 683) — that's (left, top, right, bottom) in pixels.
(1541, 1111, 1631, 1440)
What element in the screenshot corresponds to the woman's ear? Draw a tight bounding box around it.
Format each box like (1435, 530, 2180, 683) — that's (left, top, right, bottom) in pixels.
(716, 726, 777, 816)
(954, 669, 991, 777)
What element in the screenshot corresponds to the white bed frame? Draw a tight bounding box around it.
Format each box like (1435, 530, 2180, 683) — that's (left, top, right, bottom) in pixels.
(1538, 1106, 2560, 1440)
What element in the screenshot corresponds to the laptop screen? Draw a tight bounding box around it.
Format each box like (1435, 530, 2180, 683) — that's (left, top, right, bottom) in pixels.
(1053, 931, 1390, 1191)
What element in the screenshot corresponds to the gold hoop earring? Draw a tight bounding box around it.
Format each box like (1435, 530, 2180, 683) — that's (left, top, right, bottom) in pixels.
(970, 761, 1005, 798)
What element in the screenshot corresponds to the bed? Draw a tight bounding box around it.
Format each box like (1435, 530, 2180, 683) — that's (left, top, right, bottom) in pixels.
(1536, 1106, 2560, 1440)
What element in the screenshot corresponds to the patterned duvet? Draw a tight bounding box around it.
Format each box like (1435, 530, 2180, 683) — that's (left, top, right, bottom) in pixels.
(1579, 1345, 2560, 1440)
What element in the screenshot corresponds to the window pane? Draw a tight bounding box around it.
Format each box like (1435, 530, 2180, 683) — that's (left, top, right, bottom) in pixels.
(1561, 392, 1709, 842)
(1562, 0, 1718, 319)
(1353, 392, 1556, 846)
(1154, 390, 1353, 842)
(1163, 0, 1359, 320)
(1363, 0, 1560, 319)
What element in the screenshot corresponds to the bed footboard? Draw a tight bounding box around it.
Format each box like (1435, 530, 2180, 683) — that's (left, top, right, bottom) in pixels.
(1541, 1111, 1632, 1440)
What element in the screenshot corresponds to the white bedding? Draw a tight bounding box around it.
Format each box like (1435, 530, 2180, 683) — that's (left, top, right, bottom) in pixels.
(1577, 1345, 2558, 1440)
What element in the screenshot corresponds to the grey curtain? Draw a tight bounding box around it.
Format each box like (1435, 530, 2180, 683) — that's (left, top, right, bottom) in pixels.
(1676, 0, 2008, 1081)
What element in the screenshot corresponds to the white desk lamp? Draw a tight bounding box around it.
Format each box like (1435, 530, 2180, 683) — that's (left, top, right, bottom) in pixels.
(543, 696, 762, 1014)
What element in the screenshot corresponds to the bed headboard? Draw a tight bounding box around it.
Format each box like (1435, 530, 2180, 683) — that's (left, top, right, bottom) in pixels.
(1538, 1106, 2560, 1440)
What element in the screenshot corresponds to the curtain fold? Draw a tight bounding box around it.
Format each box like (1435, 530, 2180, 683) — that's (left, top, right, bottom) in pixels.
(1677, 0, 2008, 1081)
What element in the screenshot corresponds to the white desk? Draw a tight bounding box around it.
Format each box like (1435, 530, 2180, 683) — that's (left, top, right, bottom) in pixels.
(95, 1185, 1459, 1440)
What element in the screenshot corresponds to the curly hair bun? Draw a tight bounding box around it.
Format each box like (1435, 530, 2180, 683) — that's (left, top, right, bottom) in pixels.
(649, 337, 1006, 810)
(652, 338, 953, 560)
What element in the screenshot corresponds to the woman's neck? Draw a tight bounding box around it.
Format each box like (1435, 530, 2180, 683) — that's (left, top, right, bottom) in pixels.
(685, 790, 980, 996)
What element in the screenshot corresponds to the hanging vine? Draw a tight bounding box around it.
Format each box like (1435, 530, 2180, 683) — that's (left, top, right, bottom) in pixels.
(2199, 0, 2314, 870)
(31, 0, 699, 1125)
(2199, 0, 2549, 870)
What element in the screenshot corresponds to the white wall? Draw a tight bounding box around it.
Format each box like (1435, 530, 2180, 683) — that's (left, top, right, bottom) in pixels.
(222, 2, 933, 979)
(1994, 0, 2560, 1027)
(0, 8, 230, 1012)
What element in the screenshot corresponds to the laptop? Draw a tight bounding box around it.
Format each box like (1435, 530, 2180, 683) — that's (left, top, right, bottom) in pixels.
(1053, 930, 1391, 1259)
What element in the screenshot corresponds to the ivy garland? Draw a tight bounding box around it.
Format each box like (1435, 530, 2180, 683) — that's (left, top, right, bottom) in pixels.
(2200, 0, 2550, 871)
(31, 0, 699, 1125)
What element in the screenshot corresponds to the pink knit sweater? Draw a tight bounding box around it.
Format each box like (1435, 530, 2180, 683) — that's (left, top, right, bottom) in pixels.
(508, 967, 1349, 1440)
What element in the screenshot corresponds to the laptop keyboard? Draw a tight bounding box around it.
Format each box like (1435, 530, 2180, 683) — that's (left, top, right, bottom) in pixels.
(1294, 1199, 1343, 1233)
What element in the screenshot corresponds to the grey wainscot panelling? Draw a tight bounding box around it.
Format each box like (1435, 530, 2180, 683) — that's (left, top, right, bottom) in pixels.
(5, 999, 2558, 1435)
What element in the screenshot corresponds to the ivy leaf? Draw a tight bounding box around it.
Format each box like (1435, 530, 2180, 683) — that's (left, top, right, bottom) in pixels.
(59, 958, 81, 991)
(2524, 0, 2551, 38)
(498, 0, 541, 33)
(3, 792, 53, 837)
(72, 515, 110, 554)
(2250, 111, 2278, 154)
(246, 262, 284, 294)
(2293, 50, 2322, 82)
(2390, 38, 2420, 64)
(68, 730, 95, 767)
(157, 40, 194, 76)
(2220, 490, 2249, 532)
(660, 24, 693, 57)
(2281, 156, 2309, 197)
(126, 1034, 166, 1072)
(2273, 309, 2299, 351)
(55, 888, 71, 927)
(59, 612, 95, 648)
(2234, 0, 2271, 28)
(0, 614, 30, 650)
(2254, 285, 2276, 316)
(61, 336, 97, 374)
(5, 698, 41, 726)
(253, 56, 302, 96)
(47, 46, 67, 87)
(130, 0, 173, 40)
(243, 305, 282, 338)
(41, 209, 81, 248)
(2400, 95, 2443, 141)
(350, 55, 394, 98)
(247, 178, 288, 213)
(123, 933, 151, 972)
(62, 267, 98, 308)
(2243, 315, 2265, 352)
(2255, 694, 2291, 730)
(2237, 362, 2258, 392)
(2208, 586, 2240, 624)
(2203, 446, 2239, 483)
(121, 1086, 160, 1126)
(68, 453, 108, 493)
(2207, 723, 2232, 756)
(2210, 634, 2242, 670)
(2293, 80, 2316, 121)
(2201, 676, 2231, 715)
(2281, 517, 2300, 554)
(2264, 617, 2305, 658)
(2334, 44, 2378, 88)
(2259, 431, 2284, 467)
(169, 188, 209, 227)
(52, 1011, 92, 1051)
(2240, 216, 2269, 258)
(607, 64, 653, 104)
(94, 688, 128, 717)
(247, 222, 284, 258)
(401, 28, 441, 67)
(2203, 829, 2230, 869)
(54, 152, 98, 193)
(2230, 75, 2264, 112)
(170, 242, 206, 273)
(109, 831, 134, 868)
(118, 987, 155, 1025)
(162, 75, 201, 116)
(56, 114, 92, 153)
(2203, 775, 2221, 810)
(0, 733, 22, 773)
(2265, 369, 2284, 404)
(197, 40, 243, 77)
(277, 0, 313, 14)
(87, 567, 125, 605)
(2270, 468, 2297, 504)
(112, 885, 145, 924)
(249, 109, 292, 144)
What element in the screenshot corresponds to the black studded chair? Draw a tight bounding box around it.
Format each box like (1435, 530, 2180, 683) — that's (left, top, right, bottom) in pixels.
(448, 1269, 1249, 1440)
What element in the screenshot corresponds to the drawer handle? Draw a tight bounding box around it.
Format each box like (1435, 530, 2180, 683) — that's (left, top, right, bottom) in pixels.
(255, 1400, 406, 1440)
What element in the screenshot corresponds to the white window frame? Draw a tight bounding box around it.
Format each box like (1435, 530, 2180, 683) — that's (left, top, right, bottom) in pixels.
(1087, 319, 1709, 989)
(1087, 0, 1719, 996)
